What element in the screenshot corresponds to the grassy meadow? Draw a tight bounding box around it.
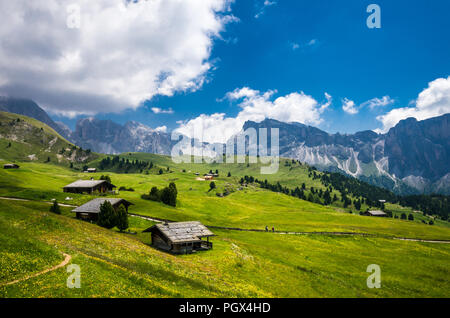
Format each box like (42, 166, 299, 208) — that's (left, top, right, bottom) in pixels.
(0, 115, 449, 298)
(0, 160, 448, 240)
(0, 199, 449, 298)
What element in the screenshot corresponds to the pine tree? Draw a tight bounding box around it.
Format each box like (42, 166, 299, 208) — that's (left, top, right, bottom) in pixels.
(149, 186, 161, 201)
(98, 201, 116, 229)
(49, 200, 61, 214)
(116, 205, 129, 232)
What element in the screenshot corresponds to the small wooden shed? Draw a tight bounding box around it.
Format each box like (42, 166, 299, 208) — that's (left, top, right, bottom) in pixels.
(72, 198, 133, 221)
(143, 221, 215, 254)
(63, 179, 116, 194)
(364, 210, 388, 217)
(3, 163, 20, 169)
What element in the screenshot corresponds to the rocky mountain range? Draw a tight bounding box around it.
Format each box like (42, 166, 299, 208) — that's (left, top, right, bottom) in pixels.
(241, 116, 450, 195)
(69, 117, 174, 155)
(1, 96, 449, 194)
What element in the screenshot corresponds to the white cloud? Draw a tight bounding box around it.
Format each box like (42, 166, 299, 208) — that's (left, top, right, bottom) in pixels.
(255, 0, 276, 19)
(361, 96, 394, 109)
(151, 107, 174, 114)
(0, 0, 236, 116)
(175, 87, 331, 143)
(155, 125, 167, 133)
(376, 76, 450, 132)
(342, 95, 394, 115)
(342, 98, 358, 115)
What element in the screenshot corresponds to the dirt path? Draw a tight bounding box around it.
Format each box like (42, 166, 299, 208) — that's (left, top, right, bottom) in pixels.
(0, 197, 77, 207)
(1, 253, 71, 287)
(130, 213, 450, 244)
(3, 197, 449, 244)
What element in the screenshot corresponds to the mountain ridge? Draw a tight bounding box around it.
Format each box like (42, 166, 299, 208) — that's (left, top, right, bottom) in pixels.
(1, 95, 448, 194)
(241, 115, 450, 194)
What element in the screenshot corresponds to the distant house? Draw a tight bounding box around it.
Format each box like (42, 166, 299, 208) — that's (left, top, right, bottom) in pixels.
(72, 198, 133, 221)
(363, 210, 388, 217)
(63, 179, 116, 194)
(143, 221, 215, 254)
(3, 163, 19, 169)
(87, 168, 97, 173)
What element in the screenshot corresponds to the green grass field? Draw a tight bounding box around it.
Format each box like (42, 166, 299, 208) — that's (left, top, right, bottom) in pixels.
(0, 161, 449, 240)
(0, 199, 449, 298)
(0, 113, 449, 298)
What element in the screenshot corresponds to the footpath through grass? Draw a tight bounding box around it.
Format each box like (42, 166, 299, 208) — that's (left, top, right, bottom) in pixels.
(0, 199, 449, 297)
(1, 162, 449, 240)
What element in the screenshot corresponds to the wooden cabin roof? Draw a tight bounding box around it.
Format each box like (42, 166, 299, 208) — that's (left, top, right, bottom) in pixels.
(63, 179, 116, 189)
(367, 210, 387, 216)
(72, 198, 133, 213)
(144, 221, 215, 244)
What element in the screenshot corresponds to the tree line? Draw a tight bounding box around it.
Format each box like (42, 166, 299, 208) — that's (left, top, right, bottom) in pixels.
(98, 156, 154, 173)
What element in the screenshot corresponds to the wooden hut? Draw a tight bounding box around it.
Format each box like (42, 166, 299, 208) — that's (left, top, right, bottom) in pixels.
(363, 210, 388, 217)
(63, 179, 116, 194)
(3, 163, 19, 169)
(71, 198, 133, 221)
(143, 221, 215, 254)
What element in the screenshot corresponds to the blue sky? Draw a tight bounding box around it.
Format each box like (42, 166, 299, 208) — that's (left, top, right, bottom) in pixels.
(3, 0, 449, 136)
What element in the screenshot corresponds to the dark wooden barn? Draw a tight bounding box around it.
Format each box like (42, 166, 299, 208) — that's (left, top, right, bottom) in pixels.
(143, 221, 215, 254)
(4, 163, 20, 169)
(71, 198, 133, 221)
(63, 179, 116, 194)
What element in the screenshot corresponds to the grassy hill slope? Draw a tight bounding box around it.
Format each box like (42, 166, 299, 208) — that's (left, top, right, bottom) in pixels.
(1, 162, 449, 239)
(0, 115, 449, 297)
(0, 199, 449, 298)
(0, 111, 96, 165)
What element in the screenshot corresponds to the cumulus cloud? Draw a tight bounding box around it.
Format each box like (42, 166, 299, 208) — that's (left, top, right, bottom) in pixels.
(0, 0, 236, 116)
(342, 98, 358, 115)
(175, 87, 331, 143)
(376, 76, 450, 132)
(151, 107, 174, 115)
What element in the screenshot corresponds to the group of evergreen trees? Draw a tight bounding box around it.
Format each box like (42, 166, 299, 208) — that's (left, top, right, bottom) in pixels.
(142, 182, 178, 207)
(319, 172, 397, 205)
(256, 179, 337, 206)
(399, 195, 449, 220)
(98, 156, 154, 173)
(97, 201, 129, 231)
